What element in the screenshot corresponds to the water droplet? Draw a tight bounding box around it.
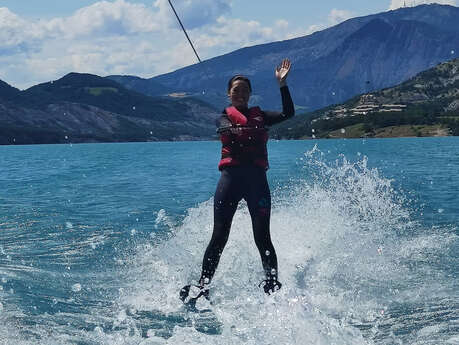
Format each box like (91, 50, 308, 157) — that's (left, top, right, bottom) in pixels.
(64, 135, 68, 140)
(150, 131, 153, 135)
(451, 50, 455, 55)
(71, 283, 82, 292)
(132, 106, 136, 110)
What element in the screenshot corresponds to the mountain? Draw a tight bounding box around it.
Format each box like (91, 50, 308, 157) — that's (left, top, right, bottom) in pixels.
(112, 4, 459, 112)
(271, 58, 459, 139)
(106, 75, 173, 97)
(0, 73, 219, 145)
(0, 80, 20, 101)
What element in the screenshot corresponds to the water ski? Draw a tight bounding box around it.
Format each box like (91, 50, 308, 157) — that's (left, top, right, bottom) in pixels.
(179, 284, 209, 306)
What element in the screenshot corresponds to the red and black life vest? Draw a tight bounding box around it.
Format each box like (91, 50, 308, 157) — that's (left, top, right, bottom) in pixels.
(218, 106, 269, 170)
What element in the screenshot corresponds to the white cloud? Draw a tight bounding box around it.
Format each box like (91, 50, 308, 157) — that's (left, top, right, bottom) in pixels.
(388, 0, 457, 10)
(45, 0, 162, 38)
(0, 7, 46, 53)
(154, 0, 231, 29)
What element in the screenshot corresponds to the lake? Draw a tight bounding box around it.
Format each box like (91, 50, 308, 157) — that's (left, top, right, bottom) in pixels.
(0, 137, 457, 344)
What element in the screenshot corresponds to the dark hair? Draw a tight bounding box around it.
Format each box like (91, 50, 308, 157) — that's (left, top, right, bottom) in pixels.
(227, 75, 252, 93)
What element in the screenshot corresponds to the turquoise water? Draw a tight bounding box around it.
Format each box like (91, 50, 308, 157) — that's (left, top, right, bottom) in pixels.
(0, 138, 457, 344)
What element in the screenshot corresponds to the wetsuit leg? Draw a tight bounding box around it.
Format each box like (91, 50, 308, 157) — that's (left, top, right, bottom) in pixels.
(244, 167, 279, 282)
(200, 168, 242, 284)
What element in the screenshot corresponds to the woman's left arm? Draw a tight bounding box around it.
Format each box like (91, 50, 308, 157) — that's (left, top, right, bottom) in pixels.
(263, 86, 294, 125)
(263, 58, 295, 126)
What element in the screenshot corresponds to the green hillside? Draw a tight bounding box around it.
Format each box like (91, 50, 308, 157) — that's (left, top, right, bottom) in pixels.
(272, 58, 459, 139)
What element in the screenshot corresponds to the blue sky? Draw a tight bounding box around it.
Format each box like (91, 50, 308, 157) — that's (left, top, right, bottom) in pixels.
(0, 0, 456, 89)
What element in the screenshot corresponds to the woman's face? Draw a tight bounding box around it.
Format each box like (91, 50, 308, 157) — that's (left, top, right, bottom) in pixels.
(228, 80, 250, 109)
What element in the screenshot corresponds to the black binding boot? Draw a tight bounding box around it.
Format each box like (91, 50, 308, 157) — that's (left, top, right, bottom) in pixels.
(259, 278, 282, 295)
(179, 279, 210, 306)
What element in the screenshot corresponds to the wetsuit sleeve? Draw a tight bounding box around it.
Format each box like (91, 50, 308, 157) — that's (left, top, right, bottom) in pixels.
(262, 86, 295, 126)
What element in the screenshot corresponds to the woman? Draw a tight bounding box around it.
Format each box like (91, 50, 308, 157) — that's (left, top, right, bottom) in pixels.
(181, 58, 294, 304)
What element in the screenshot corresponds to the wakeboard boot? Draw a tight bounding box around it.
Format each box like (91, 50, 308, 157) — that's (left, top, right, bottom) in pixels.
(179, 284, 210, 306)
(259, 279, 282, 295)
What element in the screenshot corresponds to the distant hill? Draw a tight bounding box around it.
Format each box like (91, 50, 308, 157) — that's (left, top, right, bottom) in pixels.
(0, 80, 20, 101)
(271, 58, 459, 139)
(0, 73, 219, 145)
(106, 75, 173, 97)
(112, 4, 459, 112)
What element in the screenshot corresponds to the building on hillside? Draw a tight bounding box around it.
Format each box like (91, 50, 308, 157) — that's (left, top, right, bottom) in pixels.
(380, 104, 407, 112)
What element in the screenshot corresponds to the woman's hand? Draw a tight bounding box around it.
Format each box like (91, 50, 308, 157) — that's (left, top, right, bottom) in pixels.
(275, 58, 291, 87)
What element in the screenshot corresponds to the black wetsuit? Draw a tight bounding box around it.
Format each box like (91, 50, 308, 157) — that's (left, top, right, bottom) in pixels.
(200, 86, 294, 286)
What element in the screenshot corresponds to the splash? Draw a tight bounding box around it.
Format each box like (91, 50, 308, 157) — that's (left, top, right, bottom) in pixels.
(116, 147, 456, 344)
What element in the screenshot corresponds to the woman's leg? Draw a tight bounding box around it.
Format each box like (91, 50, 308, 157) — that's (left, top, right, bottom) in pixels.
(200, 168, 241, 285)
(245, 168, 279, 283)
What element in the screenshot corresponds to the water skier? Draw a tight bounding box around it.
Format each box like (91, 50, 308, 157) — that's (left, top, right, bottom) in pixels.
(181, 58, 294, 304)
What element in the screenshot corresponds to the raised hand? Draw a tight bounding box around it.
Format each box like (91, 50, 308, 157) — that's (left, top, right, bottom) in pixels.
(275, 58, 291, 85)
